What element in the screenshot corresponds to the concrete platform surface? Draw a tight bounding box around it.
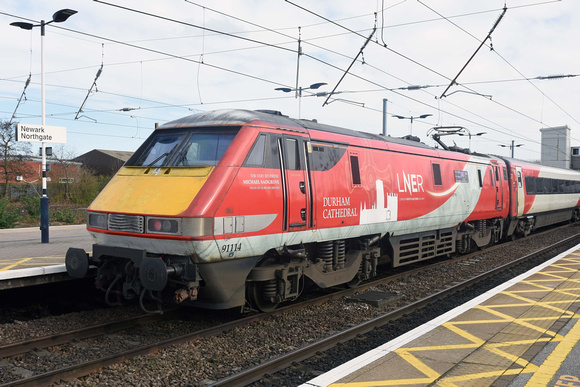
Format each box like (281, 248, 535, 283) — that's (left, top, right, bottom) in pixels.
(302, 244, 580, 387)
(0, 224, 93, 272)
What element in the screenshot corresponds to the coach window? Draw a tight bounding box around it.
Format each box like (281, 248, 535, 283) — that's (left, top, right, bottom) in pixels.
(542, 178, 549, 194)
(525, 176, 535, 194)
(350, 154, 361, 185)
(539, 178, 547, 194)
(517, 171, 523, 188)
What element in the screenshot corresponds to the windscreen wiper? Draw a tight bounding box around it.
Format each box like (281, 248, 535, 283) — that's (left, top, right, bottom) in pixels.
(147, 152, 169, 167)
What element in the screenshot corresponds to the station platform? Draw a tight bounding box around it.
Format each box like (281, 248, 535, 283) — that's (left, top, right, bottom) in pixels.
(302, 244, 580, 387)
(0, 225, 93, 289)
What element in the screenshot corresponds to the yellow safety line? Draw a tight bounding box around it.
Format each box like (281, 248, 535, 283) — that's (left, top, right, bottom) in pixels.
(525, 317, 580, 386)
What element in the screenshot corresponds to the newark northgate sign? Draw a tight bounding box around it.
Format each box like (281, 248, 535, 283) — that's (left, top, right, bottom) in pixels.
(16, 124, 67, 143)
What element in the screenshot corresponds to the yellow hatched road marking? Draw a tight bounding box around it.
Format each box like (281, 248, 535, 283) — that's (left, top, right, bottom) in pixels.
(0, 256, 64, 271)
(518, 280, 580, 293)
(484, 289, 580, 318)
(473, 305, 561, 337)
(438, 368, 522, 387)
(326, 254, 580, 387)
(535, 268, 580, 277)
(0, 258, 33, 271)
(395, 350, 441, 379)
(485, 339, 548, 367)
(442, 322, 486, 346)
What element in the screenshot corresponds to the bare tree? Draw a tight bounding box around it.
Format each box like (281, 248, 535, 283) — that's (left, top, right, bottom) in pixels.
(50, 144, 78, 198)
(0, 120, 33, 197)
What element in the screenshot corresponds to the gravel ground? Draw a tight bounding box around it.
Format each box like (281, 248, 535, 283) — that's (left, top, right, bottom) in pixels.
(0, 224, 578, 386)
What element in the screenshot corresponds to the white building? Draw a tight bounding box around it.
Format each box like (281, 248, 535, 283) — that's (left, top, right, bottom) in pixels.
(540, 125, 571, 169)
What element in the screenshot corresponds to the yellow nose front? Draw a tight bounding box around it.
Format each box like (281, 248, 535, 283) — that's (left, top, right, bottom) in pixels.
(89, 166, 214, 216)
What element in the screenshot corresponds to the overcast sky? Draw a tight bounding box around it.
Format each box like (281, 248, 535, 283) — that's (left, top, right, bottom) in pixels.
(1, 0, 578, 160)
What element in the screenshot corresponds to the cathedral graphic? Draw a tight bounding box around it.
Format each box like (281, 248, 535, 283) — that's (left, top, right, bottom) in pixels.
(360, 180, 398, 225)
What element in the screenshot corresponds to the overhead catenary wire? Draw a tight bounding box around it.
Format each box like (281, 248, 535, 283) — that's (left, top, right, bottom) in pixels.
(0, 28, 560, 151)
(4, 3, 556, 128)
(416, 1, 580, 127)
(323, 25, 376, 107)
(9, 73, 31, 124)
(439, 5, 507, 99)
(75, 62, 103, 120)
(282, 0, 577, 150)
(282, 2, 554, 128)
(1, 3, 573, 159)
(93, 0, 297, 56)
(182, 0, 574, 131)
(2, 9, 564, 142)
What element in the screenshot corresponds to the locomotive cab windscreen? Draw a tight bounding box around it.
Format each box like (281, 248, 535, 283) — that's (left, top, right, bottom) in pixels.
(126, 127, 238, 168)
(85, 126, 241, 236)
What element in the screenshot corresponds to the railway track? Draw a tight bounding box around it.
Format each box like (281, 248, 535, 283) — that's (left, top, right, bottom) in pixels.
(0, 225, 578, 386)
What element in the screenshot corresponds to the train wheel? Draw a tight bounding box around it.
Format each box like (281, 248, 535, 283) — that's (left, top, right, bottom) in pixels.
(247, 281, 280, 312)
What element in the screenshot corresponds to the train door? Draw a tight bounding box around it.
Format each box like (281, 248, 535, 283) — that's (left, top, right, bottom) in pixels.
(515, 167, 525, 216)
(279, 135, 311, 231)
(493, 165, 503, 211)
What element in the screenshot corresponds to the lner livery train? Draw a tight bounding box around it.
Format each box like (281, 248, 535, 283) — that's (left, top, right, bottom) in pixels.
(66, 109, 580, 312)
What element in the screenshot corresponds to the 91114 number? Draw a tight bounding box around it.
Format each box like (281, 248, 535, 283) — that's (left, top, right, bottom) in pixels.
(221, 243, 242, 253)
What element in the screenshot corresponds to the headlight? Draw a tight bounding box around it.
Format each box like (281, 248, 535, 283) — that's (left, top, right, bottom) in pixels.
(147, 217, 180, 234)
(88, 212, 107, 229)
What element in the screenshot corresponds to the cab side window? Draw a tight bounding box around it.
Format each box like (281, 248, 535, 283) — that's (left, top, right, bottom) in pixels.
(243, 133, 280, 169)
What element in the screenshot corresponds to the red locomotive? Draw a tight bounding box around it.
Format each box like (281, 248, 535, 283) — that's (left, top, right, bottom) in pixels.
(65, 109, 580, 312)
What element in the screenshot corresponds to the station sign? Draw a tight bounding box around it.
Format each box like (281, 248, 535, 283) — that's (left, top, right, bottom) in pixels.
(15, 124, 67, 143)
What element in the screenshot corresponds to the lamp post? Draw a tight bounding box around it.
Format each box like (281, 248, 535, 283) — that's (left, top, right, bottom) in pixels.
(392, 113, 432, 135)
(11, 9, 77, 243)
(499, 140, 524, 158)
(275, 82, 327, 118)
(457, 129, 486, 151)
